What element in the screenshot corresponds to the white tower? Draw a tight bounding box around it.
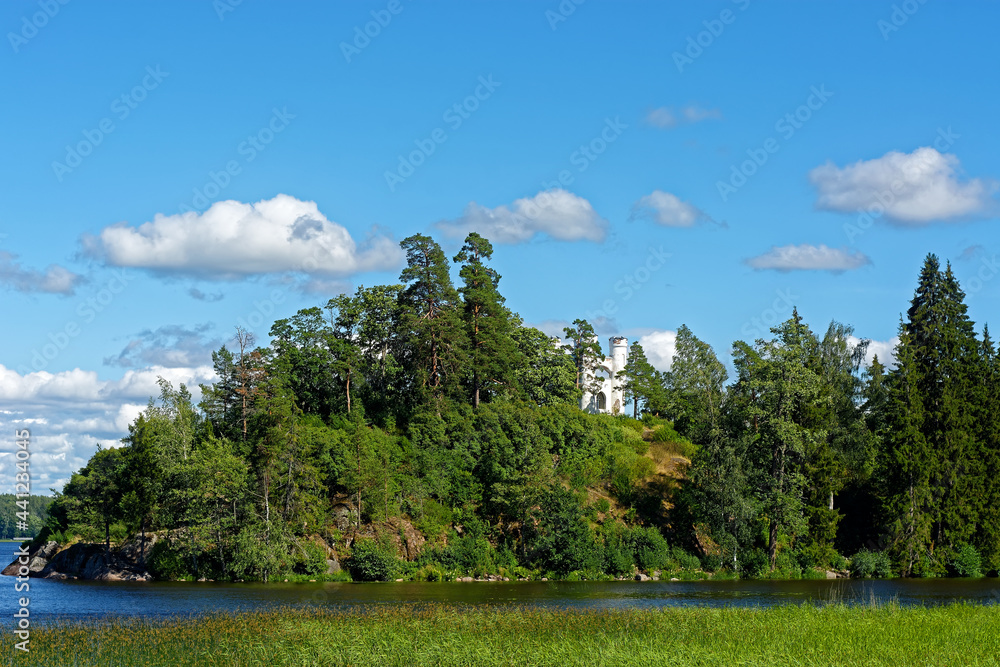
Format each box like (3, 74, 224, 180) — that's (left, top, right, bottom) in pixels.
(581, 336, 628, 415)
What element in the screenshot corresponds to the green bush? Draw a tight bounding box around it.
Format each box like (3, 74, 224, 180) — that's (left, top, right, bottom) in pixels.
(671, 546, 701, 571)
(849, 549, 894, 579)
(632, 527, 671, 572)
(413, 499, 453, 540)
(347, 538, 397, 582)
(593, 498, 611, 514)
(739, 548, 769, 578)
(700, 554, 722, 572)
(772, 550, 802, 579)
(601, 525, 634, 576)
(292, 539, 329, 576)
(949, 544, 983, 578)
(147, 541, 192, 580)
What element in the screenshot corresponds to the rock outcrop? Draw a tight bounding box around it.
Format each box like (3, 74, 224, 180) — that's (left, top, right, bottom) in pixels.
(2, 535, 155, 581)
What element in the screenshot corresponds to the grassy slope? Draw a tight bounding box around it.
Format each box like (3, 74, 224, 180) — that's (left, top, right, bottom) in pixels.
(13, 604, 1000, 666)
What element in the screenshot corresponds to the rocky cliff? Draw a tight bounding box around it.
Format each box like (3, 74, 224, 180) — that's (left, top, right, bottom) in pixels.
(2, 535, 154, 582)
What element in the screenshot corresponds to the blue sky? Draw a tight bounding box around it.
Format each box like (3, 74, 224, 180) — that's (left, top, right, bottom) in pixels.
(2, 0, 998, 493)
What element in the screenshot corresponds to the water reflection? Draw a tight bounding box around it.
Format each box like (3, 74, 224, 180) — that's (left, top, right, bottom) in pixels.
(18, 577, 1000, 623)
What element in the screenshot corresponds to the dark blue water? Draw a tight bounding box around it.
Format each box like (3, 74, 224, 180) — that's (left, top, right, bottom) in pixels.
(7, 576, 999, 623)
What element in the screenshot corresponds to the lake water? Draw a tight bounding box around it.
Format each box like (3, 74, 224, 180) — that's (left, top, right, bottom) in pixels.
(11, 577, 1000, 623)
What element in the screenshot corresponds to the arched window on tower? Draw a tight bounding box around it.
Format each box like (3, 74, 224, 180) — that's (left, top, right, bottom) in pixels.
(597, 392, 607, 411)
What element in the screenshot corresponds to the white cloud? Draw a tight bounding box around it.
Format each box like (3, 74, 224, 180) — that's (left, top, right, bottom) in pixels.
(849, 335, 899, 368)
(88, 194, 403, 278)
(637, 330, 677, 372)
(646, 105, 721, 129)
(0, 252, 84, 295)
(0, 365, 216, 494)
(435, 189, 607, 244)
(746, 244, 871, 272)
(809, 148, 997, 224)
(630, 190, 705, 227)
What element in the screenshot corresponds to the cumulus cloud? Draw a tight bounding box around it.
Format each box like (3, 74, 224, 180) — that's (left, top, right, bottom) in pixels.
(104, 323, 226, 369)
(0, 364, 215, 406)
(646, 105, 721, 129)
(0, 252, 84, 295)
(809, 148, 997, 224)
(629, 190, 706, 227)
(637, 330, 677, 372)
(849, 335, 899, 368)
(0, 364, 217, 494)
(87, 194, 403, 278)
(435, 189, 608, 244)
(746, 244, 871, 272)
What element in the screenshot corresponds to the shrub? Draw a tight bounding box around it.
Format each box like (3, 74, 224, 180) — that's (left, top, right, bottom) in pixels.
(670, 546, 701, 571)
(633, 527, 671, 572)
(147, 541, 192, 581)
(347, 538, 397, 582)
(601, 525, 634, 576)
(700, 554, 722, 572)
(849, 549, 894, 579)
(593, 498, 611, 514)
(772, 550, 802, 579)
(949, 544, 983, 578)
(413, 499, 453, 540)
(739, 548, 769, 578)
(292, 539, 328, 576)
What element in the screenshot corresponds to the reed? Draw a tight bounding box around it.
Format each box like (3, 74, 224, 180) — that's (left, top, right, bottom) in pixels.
(9, 601, 1000, 666)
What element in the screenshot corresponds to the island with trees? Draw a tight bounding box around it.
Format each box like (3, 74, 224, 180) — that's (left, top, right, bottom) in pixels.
(14, 237, 999, 583)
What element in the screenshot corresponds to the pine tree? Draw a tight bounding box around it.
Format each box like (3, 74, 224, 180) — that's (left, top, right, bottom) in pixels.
(399, 234, 467, 406)
(561, 319, 605, 401)
(454, 233, 522, 408)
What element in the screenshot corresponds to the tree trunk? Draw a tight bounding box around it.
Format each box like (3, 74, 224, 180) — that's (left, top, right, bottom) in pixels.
(768, 521, 778, 570)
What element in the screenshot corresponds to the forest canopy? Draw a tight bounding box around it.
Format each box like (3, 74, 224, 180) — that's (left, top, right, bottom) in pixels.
(39, 238, 1000, 582)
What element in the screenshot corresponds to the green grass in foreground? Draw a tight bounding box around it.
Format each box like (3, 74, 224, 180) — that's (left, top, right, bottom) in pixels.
(9, 603, 1000, 667)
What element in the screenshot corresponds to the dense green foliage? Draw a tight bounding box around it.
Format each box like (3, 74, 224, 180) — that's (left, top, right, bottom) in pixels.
(39, 243, 999, 581)
(17, 604, 1000, 667)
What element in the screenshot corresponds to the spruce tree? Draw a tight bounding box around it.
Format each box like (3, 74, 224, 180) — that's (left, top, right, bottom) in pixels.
(883, 254, 984, 574)
(618, 341, 660, 419)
